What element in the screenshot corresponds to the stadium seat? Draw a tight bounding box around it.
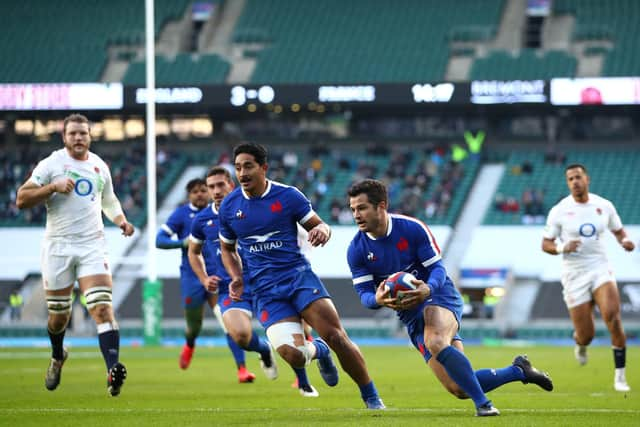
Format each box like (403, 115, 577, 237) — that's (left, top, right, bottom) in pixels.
(0, 0, 190, 82)
(233, 0, 505, 83)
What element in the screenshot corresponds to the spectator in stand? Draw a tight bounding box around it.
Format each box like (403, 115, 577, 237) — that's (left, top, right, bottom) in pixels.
(501, 197, 520, 213)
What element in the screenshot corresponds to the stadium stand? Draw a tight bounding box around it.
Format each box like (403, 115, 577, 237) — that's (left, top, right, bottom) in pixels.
(233, 0, 505, 83)
(553, 0, 640, 76)
(484, 149, 640, 225)
(122, 53, 231, 85)
(0, 0, 190, 82)
(470, 49, 577, 80)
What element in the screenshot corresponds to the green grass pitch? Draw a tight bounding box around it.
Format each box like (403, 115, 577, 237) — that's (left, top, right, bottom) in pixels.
(0, 345, 637, 426)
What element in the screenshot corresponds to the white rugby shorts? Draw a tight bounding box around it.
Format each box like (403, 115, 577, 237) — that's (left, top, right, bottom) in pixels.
(560, 264, 616, 309)
(40, 237, 111, 290)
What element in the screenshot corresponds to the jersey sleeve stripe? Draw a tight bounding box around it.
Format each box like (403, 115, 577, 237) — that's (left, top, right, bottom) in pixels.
(161, 224, 174, 235)
(353, 275, 373, 285)
(189, 234, 203, 244)
(218, 233, 236, 244)
(422, 254, 441, 268)
(299, 210, 315, 225)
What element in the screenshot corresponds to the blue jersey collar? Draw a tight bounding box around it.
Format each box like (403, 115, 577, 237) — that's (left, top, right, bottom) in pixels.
(241, 179, 272, 200)
(366, 213, 392, 240)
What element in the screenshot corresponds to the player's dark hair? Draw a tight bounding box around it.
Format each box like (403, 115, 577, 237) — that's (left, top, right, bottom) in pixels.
(348, 179, 388, 206)
(565, 163, 588, 174)
(207, 166, 232, 181)
(186, 178, 206, 192)
(233, 143, 268, 165)
(63, 113, 90, 134)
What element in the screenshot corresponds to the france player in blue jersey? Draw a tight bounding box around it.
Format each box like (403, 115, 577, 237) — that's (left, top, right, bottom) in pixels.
(155, 178, 254, 382)
(189, 166, 319, 396)
(218, 143, 385, 409)
(347, 179, 554, 417)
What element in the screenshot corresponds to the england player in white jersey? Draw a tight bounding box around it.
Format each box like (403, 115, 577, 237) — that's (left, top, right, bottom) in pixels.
(16, 114, 134, 396)
(542, 163, 635, 392)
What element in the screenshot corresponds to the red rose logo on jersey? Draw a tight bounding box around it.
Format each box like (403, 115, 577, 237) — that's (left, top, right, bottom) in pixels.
(596, 208, 602, 215)
(271, 200, 282, 213)
(396, 237, 409, 251)
(94, 167, 100, 173)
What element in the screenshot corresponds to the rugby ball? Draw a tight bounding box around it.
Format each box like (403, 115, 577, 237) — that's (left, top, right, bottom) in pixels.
(384, 272, 417, 300)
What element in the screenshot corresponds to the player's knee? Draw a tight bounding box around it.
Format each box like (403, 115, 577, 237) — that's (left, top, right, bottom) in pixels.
(276, 345, 306, 367)
(84, 287, 113, 322)
(425, 335, 449, 356)
(47, 314, 70, 334)
(46, 295, 72, 322)
(231, 330, 252, 348)
(266, 322, 311, 367)
(601, 310, 620, 325)
(575, 331, 594, 345)
(320, 328, 350, 351)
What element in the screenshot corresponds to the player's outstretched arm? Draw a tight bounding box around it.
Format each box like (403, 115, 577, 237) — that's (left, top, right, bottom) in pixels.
(16, 179, 74, 209)
(155, 228, 184, 249)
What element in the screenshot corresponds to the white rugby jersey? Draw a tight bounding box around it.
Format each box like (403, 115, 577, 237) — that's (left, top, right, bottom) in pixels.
(543, 193, 623, 269)
(30, 149, 118, 242)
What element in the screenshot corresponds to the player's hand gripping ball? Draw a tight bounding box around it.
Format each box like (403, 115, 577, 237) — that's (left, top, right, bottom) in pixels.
(384, 272, 417, 300)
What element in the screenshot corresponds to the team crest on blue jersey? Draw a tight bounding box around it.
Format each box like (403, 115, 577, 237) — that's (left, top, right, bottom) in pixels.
(367, 251, 377, 261)
(207, 219, 214, 227)
(271, 200, 283, 213)
(236, 209, 245, 219)
(396, 237, 409, 251)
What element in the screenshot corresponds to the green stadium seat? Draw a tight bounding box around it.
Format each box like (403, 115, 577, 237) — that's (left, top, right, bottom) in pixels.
(122, 54, 230, 85)
(0, 0, 190, 83)
(233, 0, 505, 83)
(471, 49, 577, 80)
(553, 0, 640, 76)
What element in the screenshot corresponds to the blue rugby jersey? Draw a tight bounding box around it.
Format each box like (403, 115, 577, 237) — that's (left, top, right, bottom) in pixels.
(347, 213, 458, 325)
(218, 180, 314, 291)
(158, 203, 203, 270)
